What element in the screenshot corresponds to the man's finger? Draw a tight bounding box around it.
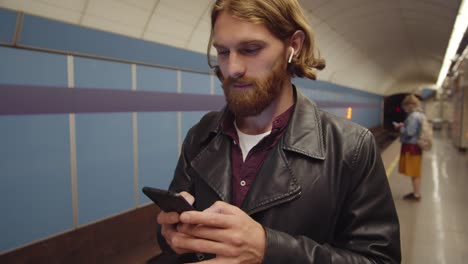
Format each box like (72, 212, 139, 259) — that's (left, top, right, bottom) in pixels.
(157, 211, 180, 224)
(180, 201, 243, 227)
(180, 210, 236, 228)
(179, 191, 195, 205)
(186, 256, 234, 264)
(172, 235, 236, 257)
(177, 223, 241, 245)
(168, 232, 199, 255)
(203, 201, 240, 215)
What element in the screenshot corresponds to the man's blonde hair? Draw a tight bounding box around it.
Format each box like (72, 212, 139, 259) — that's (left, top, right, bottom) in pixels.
(207, 0, 325, 80)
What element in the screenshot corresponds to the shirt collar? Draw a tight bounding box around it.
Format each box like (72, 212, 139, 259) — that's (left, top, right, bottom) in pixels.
(221, 104, 294, 142)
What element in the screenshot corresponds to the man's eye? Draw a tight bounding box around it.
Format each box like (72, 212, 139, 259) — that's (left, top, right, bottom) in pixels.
(242, 48, 260, 55)
(217, 50, 229, 56)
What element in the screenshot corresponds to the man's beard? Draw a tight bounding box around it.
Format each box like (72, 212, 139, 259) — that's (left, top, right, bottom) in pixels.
(221, 59, 288, 118)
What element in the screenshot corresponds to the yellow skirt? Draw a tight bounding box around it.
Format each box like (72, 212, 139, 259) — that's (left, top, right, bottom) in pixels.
(399, 152, 422, 177)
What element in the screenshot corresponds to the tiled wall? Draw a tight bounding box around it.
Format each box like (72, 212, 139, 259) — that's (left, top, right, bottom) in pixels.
(0, 8, 383, 253)
(1, 47, 74, 252)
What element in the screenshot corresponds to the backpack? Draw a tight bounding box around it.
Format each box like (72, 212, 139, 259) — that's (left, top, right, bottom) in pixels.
(416, 113, 433, 151)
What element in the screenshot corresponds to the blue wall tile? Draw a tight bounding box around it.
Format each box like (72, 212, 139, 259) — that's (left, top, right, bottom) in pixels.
(137, 113, 178, 204)
(0, 46, 67, 86)
(75, 113, 134, 225)
(136, 65, 178, 204)
(0, 45, 71, 253)
(180, 72, 212, 146)
(296, 80, 382, 128)
(19, 14, 210, 73)
(0, 115, 72, 253)
(137, 65, 177, 93)
(74, 57, 131, 90)
(74, 57, 134, 225)
(0, 9, 17, 44)
(181, 71, 211, 94)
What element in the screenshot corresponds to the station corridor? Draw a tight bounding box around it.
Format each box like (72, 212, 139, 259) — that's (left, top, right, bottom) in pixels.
(383, 127, 468, 264)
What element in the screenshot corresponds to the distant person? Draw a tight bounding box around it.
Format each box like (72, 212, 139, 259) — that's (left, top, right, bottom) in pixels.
(156, 0, 401, 263)
(394, 94, 425, 201)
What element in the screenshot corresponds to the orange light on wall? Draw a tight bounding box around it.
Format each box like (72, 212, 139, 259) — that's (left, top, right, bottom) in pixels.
(347, 107, 352, 120)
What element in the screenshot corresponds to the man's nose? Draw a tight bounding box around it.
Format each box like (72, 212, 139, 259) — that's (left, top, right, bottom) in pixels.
(226, 53, 246, 79)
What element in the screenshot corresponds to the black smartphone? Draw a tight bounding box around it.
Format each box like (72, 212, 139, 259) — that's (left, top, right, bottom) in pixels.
(142, 186, 195, 213)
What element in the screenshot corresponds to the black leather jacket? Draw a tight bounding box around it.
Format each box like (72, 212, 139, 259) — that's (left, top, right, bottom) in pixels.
(158, 87, 401, 263)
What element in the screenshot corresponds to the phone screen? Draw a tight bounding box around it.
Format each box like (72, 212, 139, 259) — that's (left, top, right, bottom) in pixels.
(142, 186, 195, 213)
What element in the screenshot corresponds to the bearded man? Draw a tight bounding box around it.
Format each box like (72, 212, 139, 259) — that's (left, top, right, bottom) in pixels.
(156, 0, 401, 263)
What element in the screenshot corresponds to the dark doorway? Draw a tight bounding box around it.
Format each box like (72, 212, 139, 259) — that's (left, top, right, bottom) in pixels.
(383, 93, 422, 130)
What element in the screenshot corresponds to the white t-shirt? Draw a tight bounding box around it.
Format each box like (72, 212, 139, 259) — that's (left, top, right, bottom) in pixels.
(234, 121, 271, 162)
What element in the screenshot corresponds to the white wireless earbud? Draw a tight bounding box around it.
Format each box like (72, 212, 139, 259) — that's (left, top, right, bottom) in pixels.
(288, 47, 295, 63)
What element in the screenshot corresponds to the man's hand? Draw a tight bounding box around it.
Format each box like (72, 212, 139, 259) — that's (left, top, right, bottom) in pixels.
(175, 201, 266, 263)
(157, 191, 196, 254)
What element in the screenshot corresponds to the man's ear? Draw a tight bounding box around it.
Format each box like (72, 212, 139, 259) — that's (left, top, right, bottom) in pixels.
(289, 30, 305, 58)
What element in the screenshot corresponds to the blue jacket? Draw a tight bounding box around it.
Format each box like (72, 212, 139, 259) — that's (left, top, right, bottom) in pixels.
(399, 111, 423, 144)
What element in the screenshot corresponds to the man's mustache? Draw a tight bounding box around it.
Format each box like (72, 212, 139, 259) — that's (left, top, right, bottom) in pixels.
(223, 77, 256, 88)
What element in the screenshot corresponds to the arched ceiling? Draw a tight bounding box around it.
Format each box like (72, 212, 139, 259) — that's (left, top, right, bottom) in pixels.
(0, 0, 463, 95)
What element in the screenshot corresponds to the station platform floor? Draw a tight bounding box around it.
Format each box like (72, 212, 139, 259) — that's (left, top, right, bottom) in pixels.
(382, 128, 468, 264)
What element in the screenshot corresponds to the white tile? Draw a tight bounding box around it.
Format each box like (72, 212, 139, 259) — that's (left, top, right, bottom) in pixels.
(37, 0, 87, 11)
(156, 0, 208, 25)
(145, 14, 192, 40)
(186, 27, 210, 52)
(81, 14, 142, 38)
(116, 0, 158, 11)
(85, 0, 151, 27)
(143, 31, 187, 49)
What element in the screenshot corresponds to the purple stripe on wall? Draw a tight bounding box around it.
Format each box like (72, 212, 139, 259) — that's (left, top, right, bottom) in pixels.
(315, 101, 380, 108)
(0, 84, 380, 116)
(0, 84, 226, 115)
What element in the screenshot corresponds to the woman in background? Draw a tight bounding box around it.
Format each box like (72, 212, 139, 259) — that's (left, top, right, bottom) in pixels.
(394, 94, 424, 201)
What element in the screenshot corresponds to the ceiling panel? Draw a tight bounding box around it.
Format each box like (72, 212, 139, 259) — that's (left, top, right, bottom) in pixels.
(117, 0, 157, 11)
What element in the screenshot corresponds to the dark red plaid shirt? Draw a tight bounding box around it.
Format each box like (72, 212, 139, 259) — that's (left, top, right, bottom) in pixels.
(222, 106, 294, 207)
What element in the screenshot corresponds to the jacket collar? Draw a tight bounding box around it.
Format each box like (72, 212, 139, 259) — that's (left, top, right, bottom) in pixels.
(282, 86, 326, 160)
